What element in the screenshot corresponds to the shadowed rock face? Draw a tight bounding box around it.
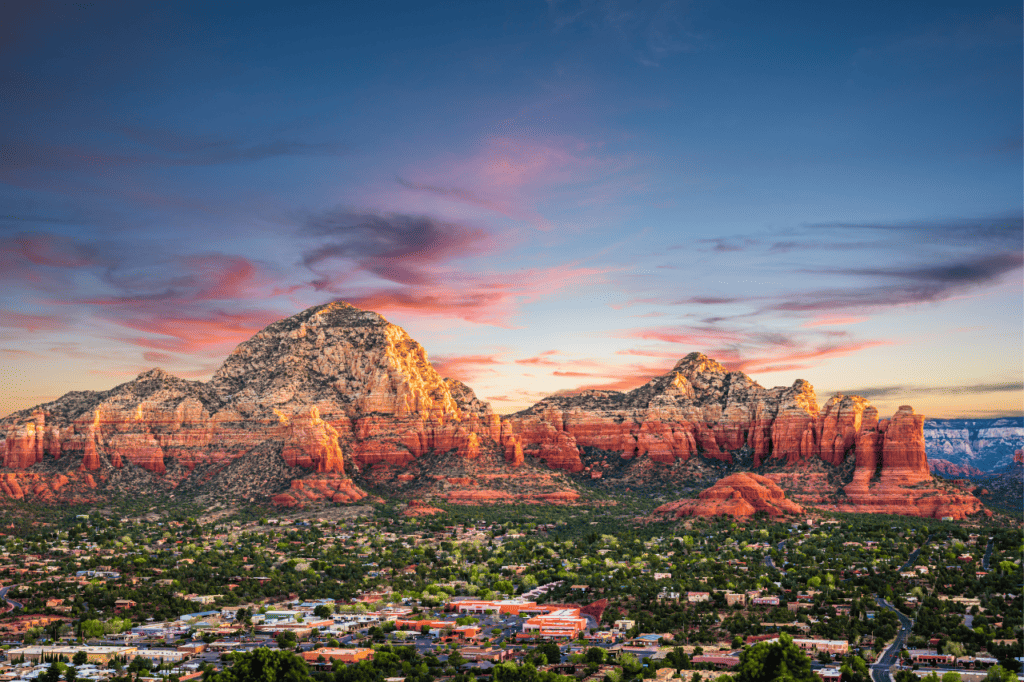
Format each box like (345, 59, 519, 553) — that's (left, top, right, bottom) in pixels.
(0, 304, 987, 518)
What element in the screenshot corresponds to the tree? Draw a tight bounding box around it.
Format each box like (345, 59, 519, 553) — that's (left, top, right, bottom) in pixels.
(620, 653, 642, 677)
(840, 656, 869, 682)
(586, 648, 608, 664)
(943, 642, 966, 657)
(275, 630, 297, 649)
(735, 634, 816, 682)
(47, 620, 66, 642)
(207, 649, 313, 681)
(984, 666, 1017, 682)
(73, 651, 88, 666)
(941, 673, 962, 682)
(536, 643, 561, 666)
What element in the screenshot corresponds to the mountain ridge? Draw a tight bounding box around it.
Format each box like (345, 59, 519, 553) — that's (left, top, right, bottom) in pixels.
(0, 302, 988, 519)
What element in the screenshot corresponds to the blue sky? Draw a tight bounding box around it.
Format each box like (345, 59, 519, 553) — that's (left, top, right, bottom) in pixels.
(1, 0, 1021, 418)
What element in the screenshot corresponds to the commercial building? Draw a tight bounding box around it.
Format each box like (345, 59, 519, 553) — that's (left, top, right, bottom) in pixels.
(301, 648, 375, 664)
(521, 608, 588, 640)
(7, 645, 137, 665)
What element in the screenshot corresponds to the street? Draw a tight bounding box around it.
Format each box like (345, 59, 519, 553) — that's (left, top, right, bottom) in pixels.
(871, 596, 913, 682)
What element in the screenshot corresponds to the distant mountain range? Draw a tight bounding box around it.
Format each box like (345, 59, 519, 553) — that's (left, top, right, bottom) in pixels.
(924, 418, 1024, 473)
(0, 302, 991, 520)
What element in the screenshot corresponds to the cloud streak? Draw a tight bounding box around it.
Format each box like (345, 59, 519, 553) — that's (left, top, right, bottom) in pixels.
(302, 210, 493, 287)
(842, 382, 1023, 400)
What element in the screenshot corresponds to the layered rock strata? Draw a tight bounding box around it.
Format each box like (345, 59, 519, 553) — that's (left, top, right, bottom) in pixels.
(0, 304, 988, 518)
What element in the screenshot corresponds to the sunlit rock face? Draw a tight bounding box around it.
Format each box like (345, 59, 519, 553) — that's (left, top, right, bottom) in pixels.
(0, 305, 986, 519)
(0, 303, 498, 505)
(503, 354, 983, 519)
(653, 472, 804, 518)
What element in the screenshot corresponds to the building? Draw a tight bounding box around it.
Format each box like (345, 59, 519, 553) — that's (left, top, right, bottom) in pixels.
(725, 593, 746, 607)
(521, 608, 588, 640)
(818, 668, 842, 682)
(909, 650, 956, 666)
(454, 599, 538, 615)
(792, 639, 849, 656)
(691, 656, 740, 670)
(7, 646, 137, 665)
(751, 596, 781, 606)
(686, 592, 710, 603)
(460, 647, 513, 662)
(302, 648, 375, 664)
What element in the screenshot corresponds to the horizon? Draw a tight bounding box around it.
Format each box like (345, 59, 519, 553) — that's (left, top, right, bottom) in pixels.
(2, 1, 1021, 421)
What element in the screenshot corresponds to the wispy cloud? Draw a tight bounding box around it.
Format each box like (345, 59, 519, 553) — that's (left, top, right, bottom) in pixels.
(396, 135, 637, 229)
(302, 210, 493, 287)
(430, 354, 504, 381)
(843, 382, 1023, 400)
(546, 0, 701, 66)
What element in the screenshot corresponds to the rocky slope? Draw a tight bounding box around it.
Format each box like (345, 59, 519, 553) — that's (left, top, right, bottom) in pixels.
(924, 418, 1024, 473)
(509, 354, 983, 519)
(0, 303, 987, 519)
(653, 472, 804, 519)
(929, 459, 985, 479)
(0, 303, 509, 506)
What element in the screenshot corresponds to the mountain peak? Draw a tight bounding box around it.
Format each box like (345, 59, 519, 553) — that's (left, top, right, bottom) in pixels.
(135, 367, 174, 382)
(672, 352, 728, 376)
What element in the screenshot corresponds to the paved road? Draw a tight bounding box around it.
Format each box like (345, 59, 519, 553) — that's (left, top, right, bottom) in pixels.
(871, 596, 913, 682)
(0, 586, 23, 611)
(981, 537, 994, 571)
(899, 534, 933, 572)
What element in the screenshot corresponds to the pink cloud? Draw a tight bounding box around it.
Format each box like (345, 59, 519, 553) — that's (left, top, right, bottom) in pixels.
(430, 354, 504, 381)
(0, 310, 69, 332)
(112, 309, 284, 354)
(516, 351, 561, 365)
(339, 263, 610, 326)
(723, 340, 893, 374)
(398, 135, 636, 229)
(801, 316, 869, 328)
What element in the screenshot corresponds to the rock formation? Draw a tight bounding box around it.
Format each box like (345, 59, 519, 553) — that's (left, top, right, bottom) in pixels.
(0, 303, 988, 519)
(929, 459, 984, 478)
(653, 472, 804, 518)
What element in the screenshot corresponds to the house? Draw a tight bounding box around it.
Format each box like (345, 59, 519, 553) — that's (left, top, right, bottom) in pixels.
(725, 593, 746, 607)
(691, 656, 740, 670)
(818, 668, 842, 682)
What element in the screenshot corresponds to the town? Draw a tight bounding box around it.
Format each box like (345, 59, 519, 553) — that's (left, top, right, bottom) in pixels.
(0, 503, 1019, 682)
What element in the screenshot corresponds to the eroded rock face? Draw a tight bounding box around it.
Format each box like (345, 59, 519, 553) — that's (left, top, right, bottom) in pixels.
(0, 303, 504, 507)
(929, 459, 984, 478)
(653, 472, 804, 518)
(0, 306, 987, 518)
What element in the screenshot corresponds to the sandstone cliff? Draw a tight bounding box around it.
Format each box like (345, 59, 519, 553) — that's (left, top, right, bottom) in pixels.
(503, 353, 984, 519)
(0, 304, 987, 519)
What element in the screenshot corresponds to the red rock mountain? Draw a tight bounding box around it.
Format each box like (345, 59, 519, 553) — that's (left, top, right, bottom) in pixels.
(929, 459, 985, 478)
(653, 472, 804, 519)
(0, 303, 986, 518)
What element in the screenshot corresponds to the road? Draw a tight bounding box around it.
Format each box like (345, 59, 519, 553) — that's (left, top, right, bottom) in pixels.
(871, 596, 913, 682)
(981, 537, 994, 571)
(0, 586, 23, 611)
(898, 534, 933, 572)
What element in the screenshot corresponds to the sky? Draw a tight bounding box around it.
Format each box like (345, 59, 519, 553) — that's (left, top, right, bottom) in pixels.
(1, 0, 1021, 419)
